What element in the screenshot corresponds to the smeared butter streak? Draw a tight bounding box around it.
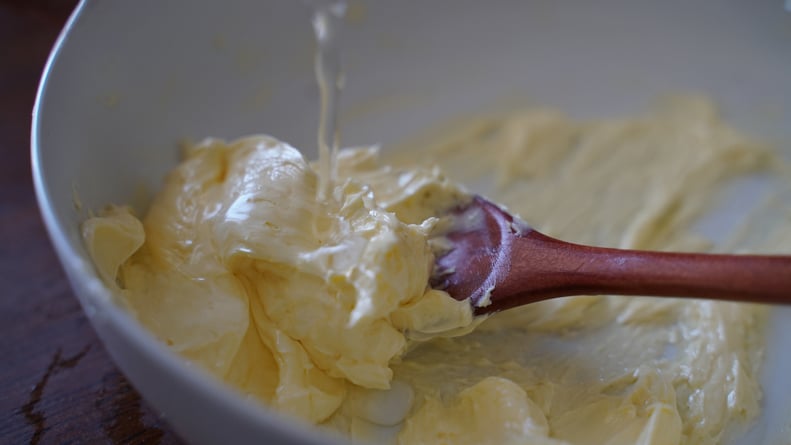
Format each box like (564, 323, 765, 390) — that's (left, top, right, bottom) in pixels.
(384, 96, 778, 445)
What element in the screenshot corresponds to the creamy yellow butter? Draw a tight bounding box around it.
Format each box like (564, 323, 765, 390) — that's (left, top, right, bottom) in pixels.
(83, 97, 787, 444)
(383, 97, 774, 445)
(82, 136, 472, 424)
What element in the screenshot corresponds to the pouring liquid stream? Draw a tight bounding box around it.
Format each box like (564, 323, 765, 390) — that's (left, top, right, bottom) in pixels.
(308, 0, 347, 202)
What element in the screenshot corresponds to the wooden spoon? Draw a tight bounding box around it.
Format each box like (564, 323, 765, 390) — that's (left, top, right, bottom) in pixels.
(430, 196, 791, 315)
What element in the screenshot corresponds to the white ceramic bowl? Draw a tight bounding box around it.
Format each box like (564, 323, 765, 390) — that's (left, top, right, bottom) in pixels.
(32, 0, 791, 443)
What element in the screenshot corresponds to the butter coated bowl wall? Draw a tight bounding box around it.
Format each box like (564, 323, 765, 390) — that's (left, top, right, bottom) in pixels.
(32, 0, 791, 444)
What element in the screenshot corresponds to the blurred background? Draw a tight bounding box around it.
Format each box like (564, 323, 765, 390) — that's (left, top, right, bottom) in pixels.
(0, 1, 182, 443)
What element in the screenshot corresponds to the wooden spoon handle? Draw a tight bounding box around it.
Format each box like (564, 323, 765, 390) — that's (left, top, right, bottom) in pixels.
(490, 230, 791, 311)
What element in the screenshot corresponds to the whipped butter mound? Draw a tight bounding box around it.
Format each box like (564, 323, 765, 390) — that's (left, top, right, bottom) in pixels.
(82, 136, 472, 423)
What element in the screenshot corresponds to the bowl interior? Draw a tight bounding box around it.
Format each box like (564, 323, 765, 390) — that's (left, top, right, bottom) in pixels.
(33, 0, 791, 443)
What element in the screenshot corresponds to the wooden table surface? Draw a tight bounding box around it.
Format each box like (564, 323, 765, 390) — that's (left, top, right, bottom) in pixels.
(0, 1, 183, 443)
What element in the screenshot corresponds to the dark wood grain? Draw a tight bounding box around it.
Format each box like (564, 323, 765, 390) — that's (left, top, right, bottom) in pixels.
(0, 1, 184, 443)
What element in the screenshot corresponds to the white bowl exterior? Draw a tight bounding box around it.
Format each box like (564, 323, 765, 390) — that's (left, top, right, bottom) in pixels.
(32, 0, 791, 443)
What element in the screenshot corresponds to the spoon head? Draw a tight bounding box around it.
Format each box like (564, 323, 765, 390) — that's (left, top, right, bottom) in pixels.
(430, 196, 531, 311)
